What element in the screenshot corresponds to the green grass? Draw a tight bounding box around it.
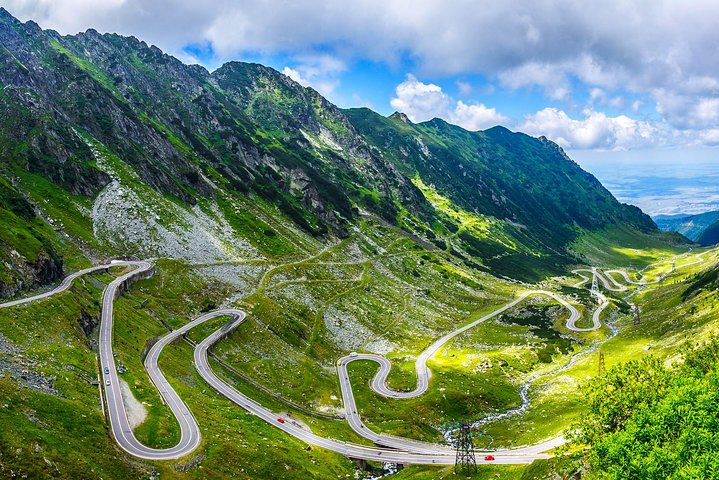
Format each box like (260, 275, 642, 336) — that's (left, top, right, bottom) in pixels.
(1, 194, 716, 478)
(0, 174, 91, 289)
(485, 247, 719, 450)
(0, 208, 49, 263)
(0, 375, 145, 478)
(571, 224, 685, 268)
(11, 169, 101, 265)
(216, 192, 297, 257)
(207, 225, 617, 448)
(391, 461, 552, 479)
(347, 357, 522, 442)
(413, 176, 529, 255)
(0, 262, 363, 478)
(150, 341, 357, 479)
(2, 25, 711, 478)
(112, 294, 182, 448)
(0, 269, 147, 478)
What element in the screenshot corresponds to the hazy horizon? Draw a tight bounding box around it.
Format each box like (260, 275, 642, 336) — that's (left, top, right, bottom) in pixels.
(573, 148, 719, 216)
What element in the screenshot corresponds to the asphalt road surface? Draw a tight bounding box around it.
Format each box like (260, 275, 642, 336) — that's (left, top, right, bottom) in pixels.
(335, 289, 590, 453)
(97, 261, 205, 460)
(0, 263, 117, 308)
(0, 261, 202, 459)
(1, 253, 703, 464)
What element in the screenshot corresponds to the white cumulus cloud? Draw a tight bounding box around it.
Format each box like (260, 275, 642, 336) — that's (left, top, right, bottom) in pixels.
(282, 54, 345, 96)
(655, 92, 719, 130)
(519, 108, 660, 150)
(390, 75, 451, 122)
(390, 75, 507, 131)
(453, 101, 508, 131)
(7, 0, 719, 148)
(499, 62, 571, 101)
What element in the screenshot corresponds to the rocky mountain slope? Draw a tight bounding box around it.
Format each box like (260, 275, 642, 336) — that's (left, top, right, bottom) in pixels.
(0, 9, 709, 480)
(0, 7, 673, 296)
(345, 108, 657, 274)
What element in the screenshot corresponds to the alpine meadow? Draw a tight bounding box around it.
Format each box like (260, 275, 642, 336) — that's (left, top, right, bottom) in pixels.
(2, 3, 719, 479)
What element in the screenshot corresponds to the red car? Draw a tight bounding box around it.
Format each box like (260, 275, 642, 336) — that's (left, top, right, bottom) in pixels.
(277, 417, 285, 424)
(484, 455, 495, 461)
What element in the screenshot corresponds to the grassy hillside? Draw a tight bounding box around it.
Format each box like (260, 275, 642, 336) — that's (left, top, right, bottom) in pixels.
(2, 218, 713, 479)
(0, 7, 709, 480)
(344, 108, 663, 280)
(564, 258, 719, 478)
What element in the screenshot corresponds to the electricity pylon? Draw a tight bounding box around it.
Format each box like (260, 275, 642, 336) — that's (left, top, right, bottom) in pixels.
(453, 420, 477, 475)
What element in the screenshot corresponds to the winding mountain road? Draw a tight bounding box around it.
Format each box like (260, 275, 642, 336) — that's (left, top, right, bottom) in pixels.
(98, 260, 204, 460)
(334, 288, 599, 454)
(0, 260, 203, 460)
(0, 262, 119, 308)
(1, 251, 707, 464)
(192, 310, 560, 464)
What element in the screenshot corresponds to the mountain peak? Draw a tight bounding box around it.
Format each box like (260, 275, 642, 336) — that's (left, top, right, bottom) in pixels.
(0, 6, 661, 282)
(0, 7, 20, 27)
(83, 27, 102, 38)
(0, 8, 43, 37)
(421, 117, 452, 129)
(389, 111, 412, 125)
(485, 125, 511, 134)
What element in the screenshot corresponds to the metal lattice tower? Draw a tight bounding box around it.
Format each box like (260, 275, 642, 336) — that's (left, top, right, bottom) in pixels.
(633, 303, 641, 326)
(454, 420, 477, 475)
(598, 351, 606, 375)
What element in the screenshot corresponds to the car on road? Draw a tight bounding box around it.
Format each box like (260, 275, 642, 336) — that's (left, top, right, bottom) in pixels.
(349, 352, 358, 357)
(277, 417, 285, 423)
(484, 455, 495, 461)
(105, 379, 111, 386)
(104, 367, 109, 374)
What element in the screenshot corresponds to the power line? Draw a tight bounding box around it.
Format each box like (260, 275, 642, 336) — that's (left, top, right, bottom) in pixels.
(454, 420, 477, 475)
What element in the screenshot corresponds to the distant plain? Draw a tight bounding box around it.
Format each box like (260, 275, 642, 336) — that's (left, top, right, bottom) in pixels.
(575, 150, 719, 216)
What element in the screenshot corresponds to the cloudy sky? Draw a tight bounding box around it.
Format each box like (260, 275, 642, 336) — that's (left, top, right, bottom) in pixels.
(5, 0, 719, 211)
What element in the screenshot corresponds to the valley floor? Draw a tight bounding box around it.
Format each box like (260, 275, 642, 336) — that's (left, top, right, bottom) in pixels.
(1, 218, 716, 479)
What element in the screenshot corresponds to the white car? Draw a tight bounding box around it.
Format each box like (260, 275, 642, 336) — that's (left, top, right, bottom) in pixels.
(349, 352, 358, 357)
(105, 379, 111, 386)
